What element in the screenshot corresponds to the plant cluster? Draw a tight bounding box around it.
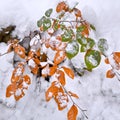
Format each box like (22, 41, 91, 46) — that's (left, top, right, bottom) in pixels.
(1, 1, 119, 120)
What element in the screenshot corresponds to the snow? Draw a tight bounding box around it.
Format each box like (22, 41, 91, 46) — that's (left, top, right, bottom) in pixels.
(28, 59, 36, 68)
(0, 0, 120, 120)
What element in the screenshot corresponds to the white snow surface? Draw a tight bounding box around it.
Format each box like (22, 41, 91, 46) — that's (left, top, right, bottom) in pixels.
(0, 0, 120, 120)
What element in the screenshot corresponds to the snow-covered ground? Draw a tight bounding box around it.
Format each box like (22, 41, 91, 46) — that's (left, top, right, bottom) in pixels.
(0, 0, 120, 120)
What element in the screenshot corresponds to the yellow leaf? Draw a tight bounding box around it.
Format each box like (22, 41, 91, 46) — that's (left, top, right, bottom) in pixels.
(62, 66, 74, 79)
(67, 105, 78, 120)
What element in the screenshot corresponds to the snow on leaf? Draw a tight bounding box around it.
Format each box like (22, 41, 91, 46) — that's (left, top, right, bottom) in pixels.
(54, 51, 66, 65)
(54, 92, 68, 111)
(23, 75, 31, 85)
(45, 8, 53, 17)
(62, 66, 74, 79)
(49, 36, 61, 50)
(6, 83, 16, 97)
(42, 64, 49, 77)
(45, 83, 59, 102)
(98, 39, 108, 55)
(66, 41, 79, 59)
(43, 18, 51, 31)
(14, 45, 26, 59)
(67, 105, 78, 120)
(85, 50, 101, 70)
(28, 59, 36, 68)
(14, 90, 25, 101)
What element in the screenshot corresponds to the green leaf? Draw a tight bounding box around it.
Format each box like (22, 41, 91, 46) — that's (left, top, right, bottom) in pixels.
(45, 8, 53, 17)
(85, 50, 101, 70)
(87, 38, 95, 49)
(98, 39, 108, 54)
(77, 25, 85, 32)
(81, 45, 87, 52)
(76, 33, 87, 45)
(90, 24, 96, 31)
(53, 20, 59, 31)
(66, 41, 79, 59)
(62, 29, 74, 42)
(43, 18, 51, 31)
(37, 16, 46, 27)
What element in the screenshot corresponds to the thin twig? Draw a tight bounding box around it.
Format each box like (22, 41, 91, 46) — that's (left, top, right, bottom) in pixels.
(62, 86, 88, 119)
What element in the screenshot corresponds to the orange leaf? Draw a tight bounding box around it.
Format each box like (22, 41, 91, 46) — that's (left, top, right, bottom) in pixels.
(105, 58, 110, 64)
(57, 70, 66, 86)
(68, 91, 79, 99)
(45, 83, 59, 102)
(49, 65, 57, 76)
(106, 69, 115, 78)
(34, 58, 40, 65)
(30, 66, 39, 75)
(81, 26, 89, 37)
(14, 45, 26, 59)
(11, 75, 20, 83)
(54, 51, 66, 65)
(62, 66, 74, 79)
(23, 75, 31, 85)
(67, 105, 78, 120)
(74, 8, 81, 17)
(56, 2, 68, 13)
(14, 89, 25, 101)
(113, 52, 120, 63)
(6, 83, 16, 97)
(54, 92, 68, 111)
